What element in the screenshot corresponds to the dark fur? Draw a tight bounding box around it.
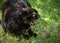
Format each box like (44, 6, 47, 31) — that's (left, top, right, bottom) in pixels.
(2, 0, 39, 39)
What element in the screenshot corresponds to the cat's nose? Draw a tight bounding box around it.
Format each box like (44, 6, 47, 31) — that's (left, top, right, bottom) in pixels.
(35, 14, 40, 19)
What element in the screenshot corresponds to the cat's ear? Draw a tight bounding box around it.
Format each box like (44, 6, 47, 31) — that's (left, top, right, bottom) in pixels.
(22, 7, 30, 13)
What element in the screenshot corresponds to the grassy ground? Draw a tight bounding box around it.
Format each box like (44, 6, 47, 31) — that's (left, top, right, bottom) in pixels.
(0, 0, 60, 43)
(0, 10, 60, 43)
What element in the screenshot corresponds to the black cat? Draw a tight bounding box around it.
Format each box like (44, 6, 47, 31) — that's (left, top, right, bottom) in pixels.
(2, 0, 40, 39)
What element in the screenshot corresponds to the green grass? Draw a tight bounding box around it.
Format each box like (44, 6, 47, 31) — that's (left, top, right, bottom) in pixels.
(0, 11, 60, 43)
(0, 0, 60, 43)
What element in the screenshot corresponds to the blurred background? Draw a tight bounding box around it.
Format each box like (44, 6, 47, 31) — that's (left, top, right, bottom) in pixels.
(0, 0, 60, 43)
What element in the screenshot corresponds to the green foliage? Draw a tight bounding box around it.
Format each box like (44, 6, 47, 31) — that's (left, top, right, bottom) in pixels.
(0, 0, 5, 9)
(0, 0, 60, 43)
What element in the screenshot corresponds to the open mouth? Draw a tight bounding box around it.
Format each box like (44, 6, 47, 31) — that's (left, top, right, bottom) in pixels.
(31, 19, 36, 25)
